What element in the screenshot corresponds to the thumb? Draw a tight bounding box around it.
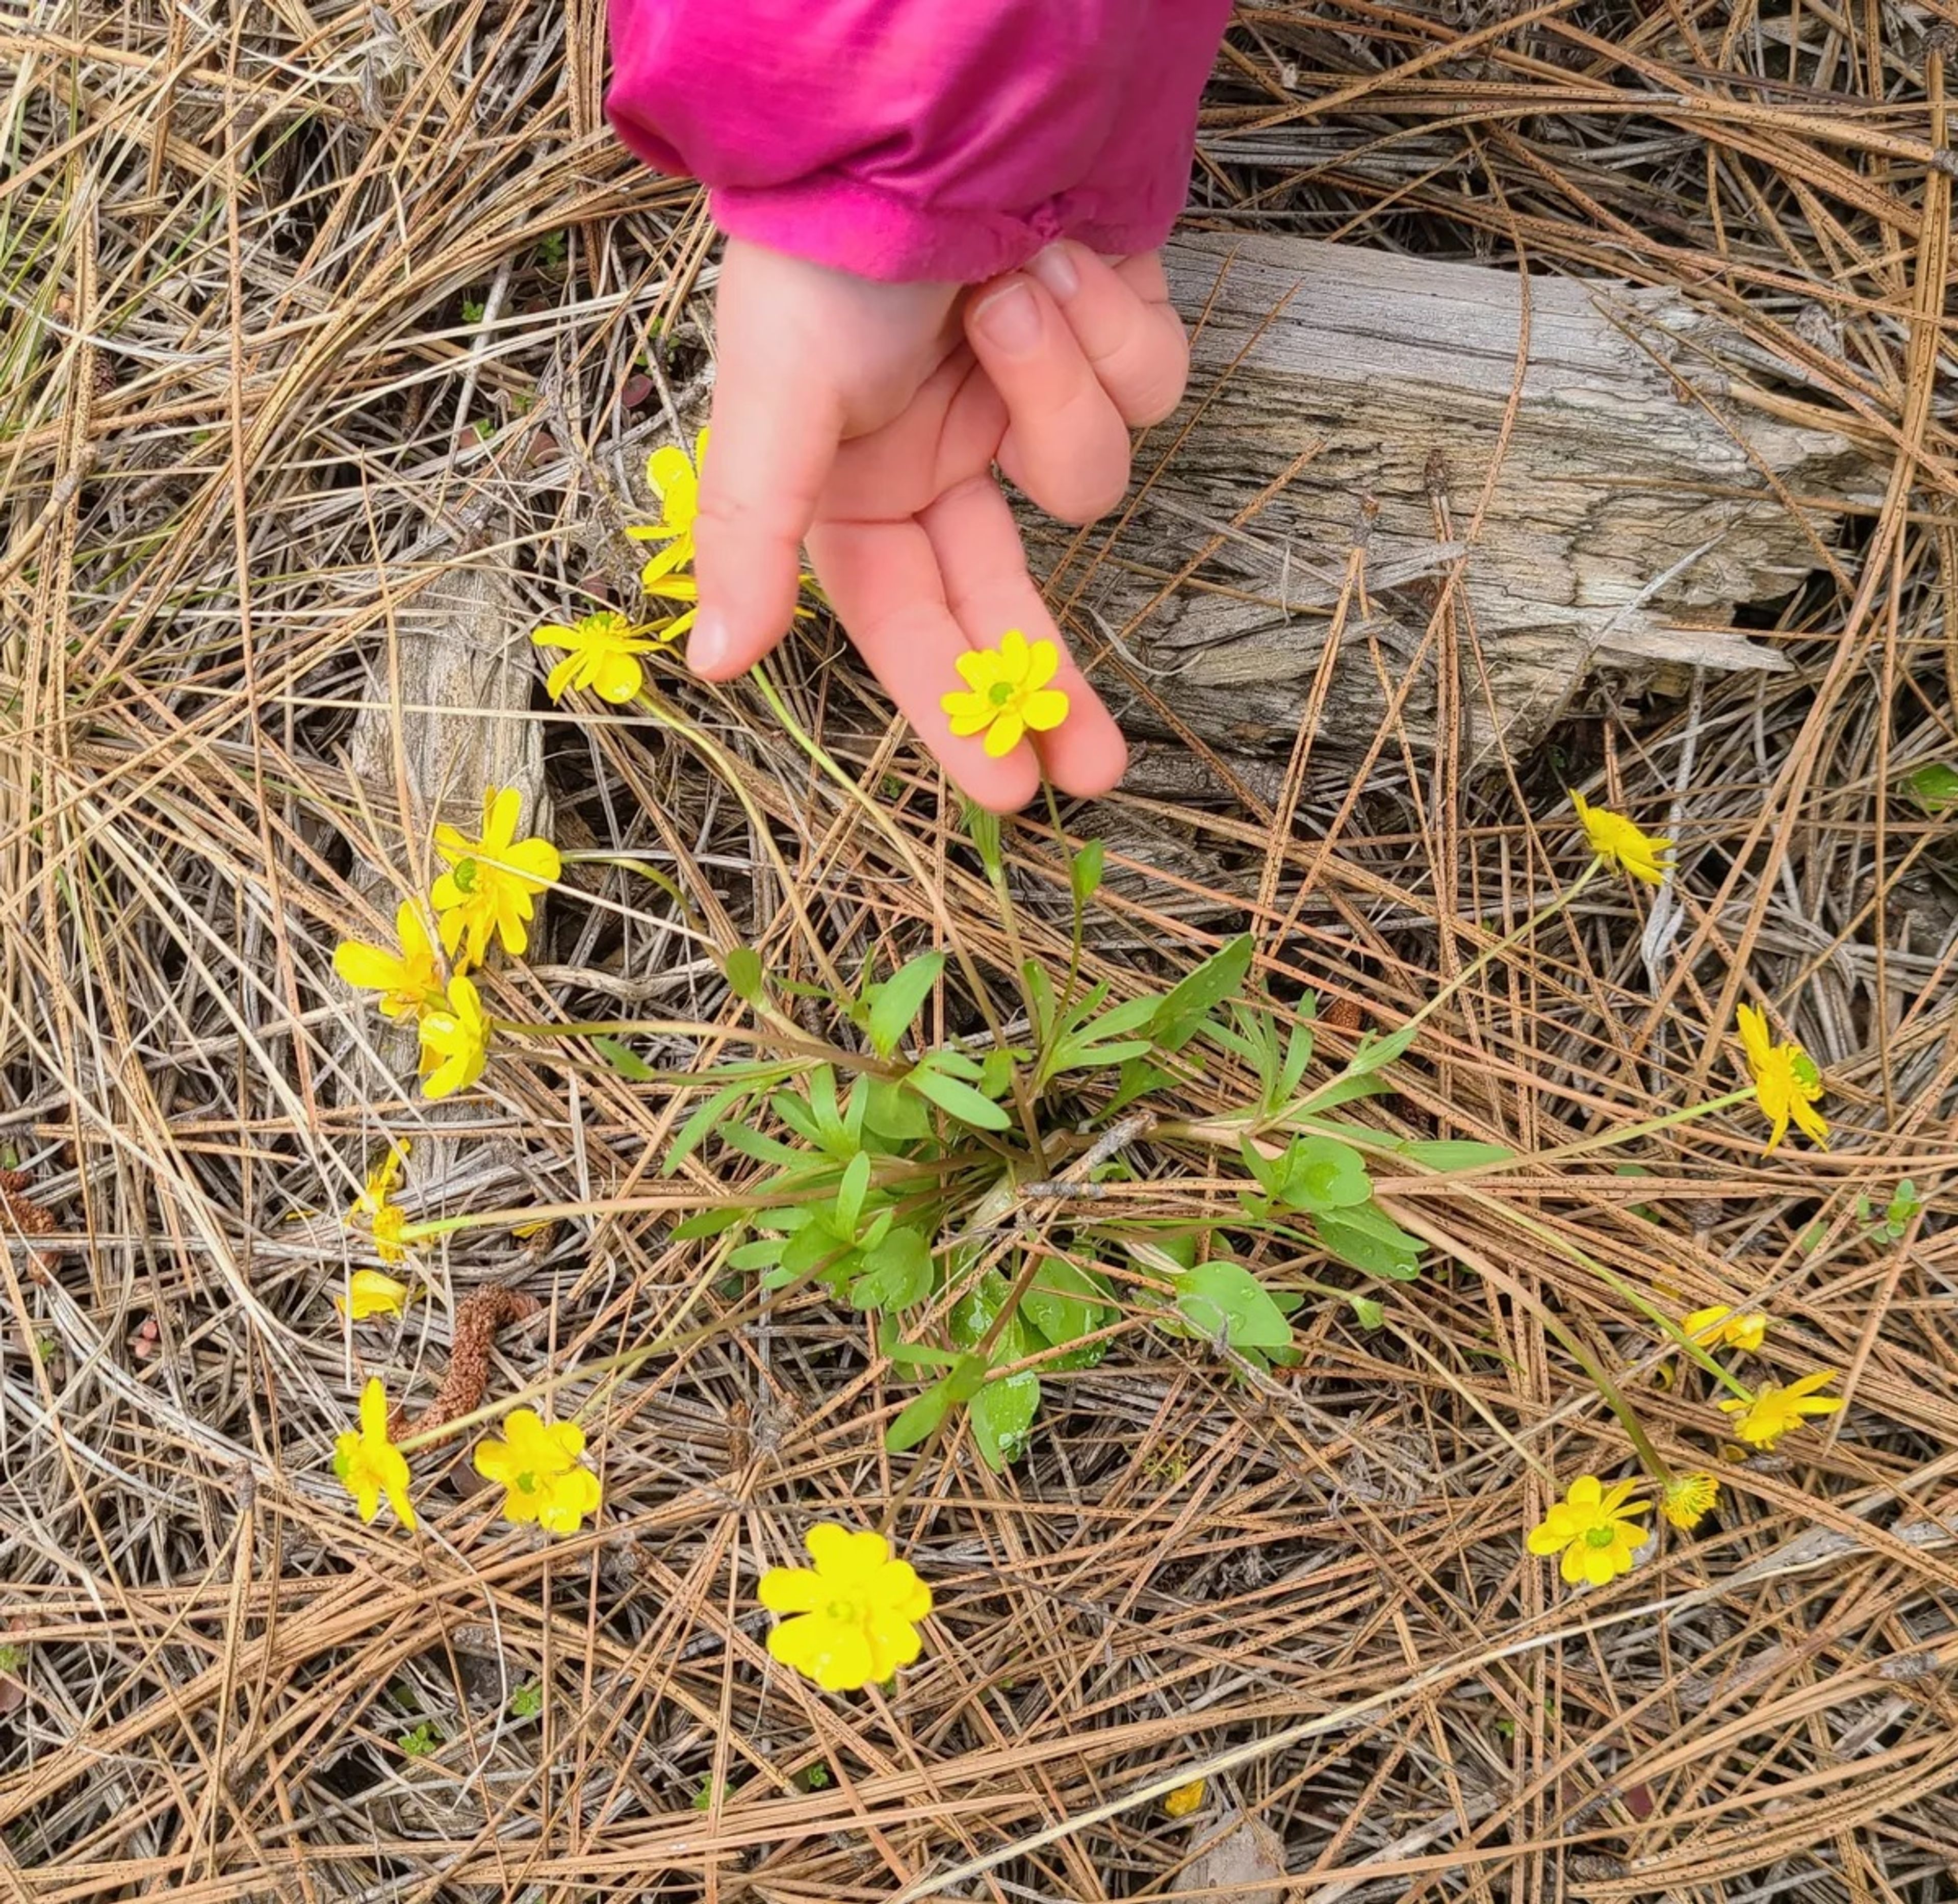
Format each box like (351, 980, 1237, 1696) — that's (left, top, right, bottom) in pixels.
(688, 258, 844, 680)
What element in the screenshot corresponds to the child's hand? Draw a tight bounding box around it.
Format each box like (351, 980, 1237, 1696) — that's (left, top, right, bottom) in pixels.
(688, 237, 1189, 810)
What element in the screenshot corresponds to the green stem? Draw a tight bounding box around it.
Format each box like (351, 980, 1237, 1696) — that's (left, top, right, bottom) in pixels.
(557, 850, 707, 939)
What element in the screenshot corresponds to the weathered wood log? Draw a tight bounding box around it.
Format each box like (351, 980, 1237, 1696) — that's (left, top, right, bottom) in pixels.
(1043, 231, 1874, 769)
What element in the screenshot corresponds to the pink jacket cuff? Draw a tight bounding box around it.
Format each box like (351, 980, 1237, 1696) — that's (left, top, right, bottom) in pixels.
(606, 2, 1231, 283)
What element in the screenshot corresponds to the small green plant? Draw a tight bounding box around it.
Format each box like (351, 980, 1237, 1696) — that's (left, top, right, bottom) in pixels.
(793, 1762, 833, 1792)
(690, 1778, 724, 1811)
(397, 1719, 443, 1758)
(657, 813, 1504, 1472)
(1900, 762, 1958, 813)
(508, 1680, 543, 1719)
(460, 294, 486, 325)
(0, 1643, 24, 1675)
(1860, 1180, 1922, 1241)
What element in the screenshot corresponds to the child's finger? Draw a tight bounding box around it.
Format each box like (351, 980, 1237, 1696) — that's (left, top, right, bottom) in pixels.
(1025, 242, 1190, 428)
(919, 475, 1128, 800)
(963, 275, 1134, 525)
(805, 514, 1041, 813)
(689, 256, 845, 680)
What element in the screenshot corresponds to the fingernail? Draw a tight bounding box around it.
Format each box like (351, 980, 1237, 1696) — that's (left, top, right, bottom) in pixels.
(687, 610, 732, 676)
(973, 281, 1042, 356)
(1027, 243, 1079, 301)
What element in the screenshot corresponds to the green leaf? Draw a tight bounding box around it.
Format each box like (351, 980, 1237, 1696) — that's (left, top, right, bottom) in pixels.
(724, 946, 765, 1002)
(884, 1384, 950, 1451)
(885, 1353, 986, 1452)
(1342, 1021, 1417, 1077)
(964, 801, 1004, 880)
(979, 1048, 1018, 1098)
(727, 1238, 786, 1272)
(970, 1365, 1040, 1470)
(909, 1065, 1012, 1130)
(833, 1150, 871, 1236)
(1262, 1135, 1373, 1214)
(591, 1035, 654, 1081)
(863, 1076, 932, 1141)
(949, 1269, 1014, 1349)
(1173, 1262, 1296, 1352)
(1312, 1202, 1423, 1281)
(671, 1208, 744, 1241)
(1296, 1071, 1393, 1114)
(1107, 1058, 1173, 1113)
(1070, 838, 1105, 908)
(1348, 1294, 1386, 1330)
(1021, 1258, 1112, 1355)
(716, 1124, 807, 1165)
(1902, 762, 1958, 813)
(662, 1080, 753, 1173)
(1151, 934, 1254, 1051)
(867, 951, 946, 1060)
(1398, 1140, 1516, 1171)
(849, 1225, 932, 1310)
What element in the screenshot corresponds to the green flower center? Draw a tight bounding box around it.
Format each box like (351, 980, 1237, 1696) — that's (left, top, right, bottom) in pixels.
(988, 681, 1015, 707)
(1584, 1524, 1618, 1550)
(823, 1594, 864, 1624)
(451, 859, 479, 893)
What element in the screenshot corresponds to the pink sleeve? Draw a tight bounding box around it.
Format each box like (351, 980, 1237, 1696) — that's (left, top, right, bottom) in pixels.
(604, 1, 1231, 283)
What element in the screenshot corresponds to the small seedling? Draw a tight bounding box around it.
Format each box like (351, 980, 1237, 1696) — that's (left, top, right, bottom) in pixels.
(397, 1720, 442, 1758)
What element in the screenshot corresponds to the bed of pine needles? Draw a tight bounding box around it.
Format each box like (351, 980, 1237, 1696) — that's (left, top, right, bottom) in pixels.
(3, 2, 1955, 1899)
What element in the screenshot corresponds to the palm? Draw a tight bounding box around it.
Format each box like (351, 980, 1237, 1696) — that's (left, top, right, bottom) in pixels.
(696, 239, 1177, 808)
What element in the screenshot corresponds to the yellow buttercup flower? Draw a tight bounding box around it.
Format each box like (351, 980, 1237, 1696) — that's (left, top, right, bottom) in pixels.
(1569, 790, 1672, 885)
(431, 788, 562, 966)
(1525, 1474, 1650, 1587)
(418, 974, 491, 1100)
(333, 901, 444, 1020)
(345, 1140, 413, 1267)
(1164, 1778, 1207, 1819)
(941, 628, 1071, 758)
(1659, 1472, 1720, 1530)
(334, 1377, 415, 1528)
(337, 1268, 412, 1321)
(1737, 1005, 1828, 1154)
(532, 609, 674, 705)
(1684, 1304, 1768, 1353)
(758, 1524, 933, 1692)
(473, 1409, 602, 1536)
(1719, 1370, 1843, 1449)
(627, 428, 708, 634)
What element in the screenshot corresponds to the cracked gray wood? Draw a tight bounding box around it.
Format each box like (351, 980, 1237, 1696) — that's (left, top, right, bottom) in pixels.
(1041, 231, 1873, 767)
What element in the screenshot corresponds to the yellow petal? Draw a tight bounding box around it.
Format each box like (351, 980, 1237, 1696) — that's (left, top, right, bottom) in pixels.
(1021, 638, 1059, 692)
(943, 693, 993, 737)
(758, 1566, 822, 1614)
(483, 787, 523, 851)
(359, 1377, 389, 1442)
(592, 650, 643, 702)
(1736, 1004, 1771, 1070)
(334, 941, 405, 992)
(646, 444, 696, 506)
(1021, 688, 1070, 733)
(473, 1436, 519, 1486)
(395, 905, 433, 964)
(983, 710, 1025, 757)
